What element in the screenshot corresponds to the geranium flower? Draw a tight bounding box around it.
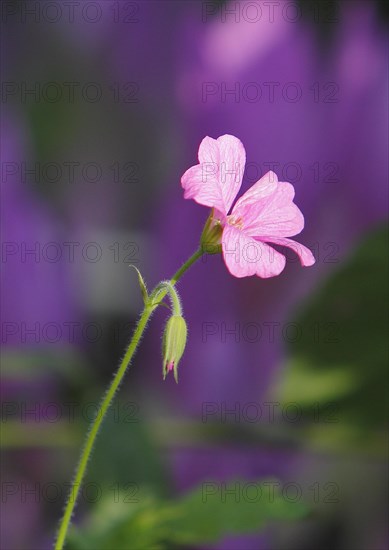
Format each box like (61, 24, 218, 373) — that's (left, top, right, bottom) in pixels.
(181, 134, 315, 278)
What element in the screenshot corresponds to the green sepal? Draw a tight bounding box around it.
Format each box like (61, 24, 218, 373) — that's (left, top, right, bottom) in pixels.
(129, 265, 148, 305)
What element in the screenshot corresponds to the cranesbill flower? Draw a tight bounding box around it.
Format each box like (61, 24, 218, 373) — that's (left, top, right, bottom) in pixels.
(181, 134, 315, 278)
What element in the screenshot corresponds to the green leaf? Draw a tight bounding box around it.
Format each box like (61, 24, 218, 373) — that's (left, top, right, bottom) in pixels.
(66, 480, 307, 549)
(66, 491, 164, 550)
(164, 479, 307, 545)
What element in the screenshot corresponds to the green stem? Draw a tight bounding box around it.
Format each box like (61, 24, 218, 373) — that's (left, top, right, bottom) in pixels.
(152, 281, 182, 315)
(149, 248, 203, 311)
(55, 248, 202, 550)
(170, 248, 203, 285)
(54, 307, 151, 550)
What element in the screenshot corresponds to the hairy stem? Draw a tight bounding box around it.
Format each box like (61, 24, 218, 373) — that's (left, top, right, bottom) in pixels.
(54, 248, 202, 550)
(170, 248, 203, 285)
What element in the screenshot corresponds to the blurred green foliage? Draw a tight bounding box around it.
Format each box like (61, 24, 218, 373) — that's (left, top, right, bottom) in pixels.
(277, 224, 388, 452)
(66, 481, 307, 550)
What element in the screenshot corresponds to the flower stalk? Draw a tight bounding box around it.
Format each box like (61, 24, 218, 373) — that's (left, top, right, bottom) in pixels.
(54, 249, 202, 550)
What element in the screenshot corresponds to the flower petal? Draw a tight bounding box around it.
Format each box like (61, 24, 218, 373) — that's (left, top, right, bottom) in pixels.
(232, 170, 279, 214)
(259, 236, 316, 266)
(222, 225, 286, 278)
(232, 177, 304, 238)
(181, 135, 245, 215)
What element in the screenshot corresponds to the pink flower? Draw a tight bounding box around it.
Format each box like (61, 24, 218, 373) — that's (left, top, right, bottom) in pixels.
(181, 134, 315, 278)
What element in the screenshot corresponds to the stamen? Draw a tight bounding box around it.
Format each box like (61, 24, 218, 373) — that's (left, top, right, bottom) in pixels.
(227, 215, 244, 229)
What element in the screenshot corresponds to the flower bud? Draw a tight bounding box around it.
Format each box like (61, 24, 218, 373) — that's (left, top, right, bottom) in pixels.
(200, 210, 223, 255)
(162, 315, 188, 383)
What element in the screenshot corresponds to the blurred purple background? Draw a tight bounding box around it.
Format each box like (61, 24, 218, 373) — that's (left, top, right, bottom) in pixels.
(1, 1, 388, 549)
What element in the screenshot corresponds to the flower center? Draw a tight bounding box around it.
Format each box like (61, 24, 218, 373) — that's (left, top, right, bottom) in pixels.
(226, 215, 244, 230)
